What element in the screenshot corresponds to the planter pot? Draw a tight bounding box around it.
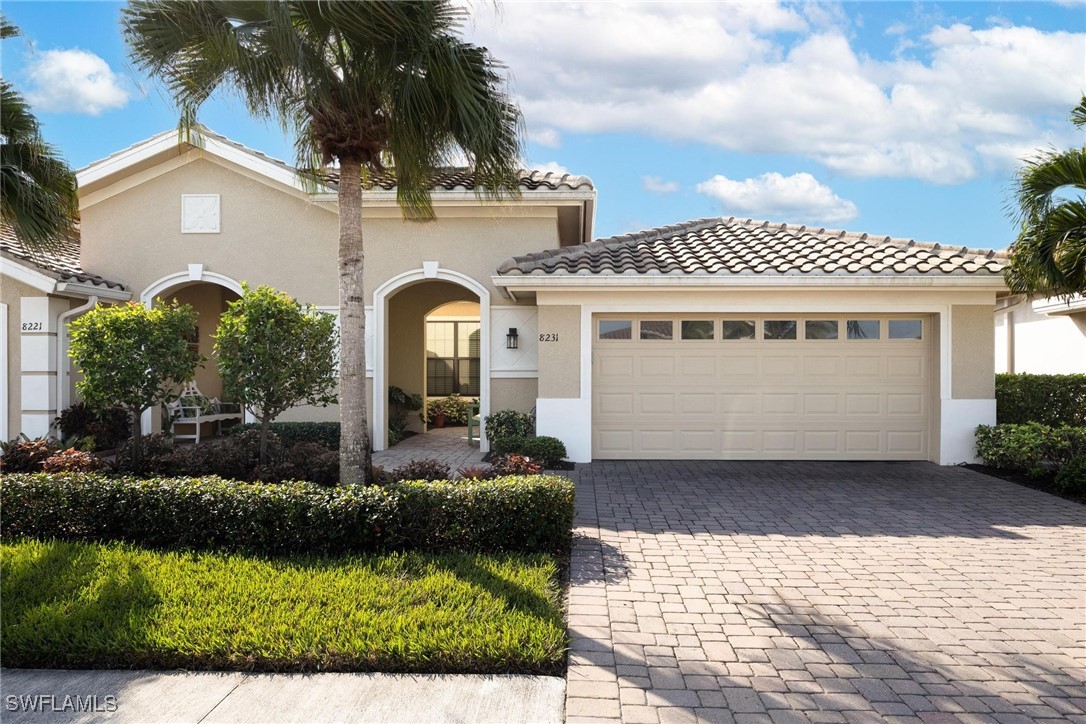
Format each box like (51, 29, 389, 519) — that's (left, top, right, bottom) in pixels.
(432, 413, 446, 428)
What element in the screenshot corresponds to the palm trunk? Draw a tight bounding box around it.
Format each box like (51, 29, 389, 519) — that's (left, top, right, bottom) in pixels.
(337, 158, 373, 484)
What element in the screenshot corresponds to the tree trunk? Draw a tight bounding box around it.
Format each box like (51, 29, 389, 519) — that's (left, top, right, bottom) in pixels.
(259, 415, 272, 465)
(130, 406, 142, 469)
(337, 158, 373, 484)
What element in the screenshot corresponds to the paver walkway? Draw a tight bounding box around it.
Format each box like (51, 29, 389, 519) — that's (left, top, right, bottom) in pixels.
(565, 461, 1086, 724)
(372, 425, 484, 471)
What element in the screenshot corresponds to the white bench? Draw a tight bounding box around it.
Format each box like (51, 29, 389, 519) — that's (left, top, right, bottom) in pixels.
(166, 382, 243, 444)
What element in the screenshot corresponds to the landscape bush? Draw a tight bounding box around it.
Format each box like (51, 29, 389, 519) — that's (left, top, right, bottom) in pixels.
(490, 436, 567, 468)
(54, 402, 130, 451)
(393, 458, 451, 482)
(975, 422, 1086, 478)
(0, 436, 61, 473)
(227, 421, 340, 450)
(996, 373, 1086, 426)
(0, 473, 576, 556)
(42, 449, 105, 474)
(1055, 455, 1086, 496)
(490, 454, 544, 476)
(484, 409, 534, 441)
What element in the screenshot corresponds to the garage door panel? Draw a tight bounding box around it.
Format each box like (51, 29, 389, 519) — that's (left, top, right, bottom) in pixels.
(763, 393, 798, 414)
(593, 314, 931, 461)
(640, 393, 675, 414)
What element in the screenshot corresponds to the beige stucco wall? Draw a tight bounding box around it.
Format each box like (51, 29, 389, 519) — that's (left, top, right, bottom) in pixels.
(81, 158, 341, 306)
(952, 304, 996, 399)
(166, 283, 239, 400)
(995, 303, 1086, 374)
(80, 156, 560, 308)
(537, 305, 580, 398)
(491, 378, 538, 415)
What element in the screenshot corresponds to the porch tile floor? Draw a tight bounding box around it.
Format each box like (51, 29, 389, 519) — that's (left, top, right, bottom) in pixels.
(371, 425, 485, 472)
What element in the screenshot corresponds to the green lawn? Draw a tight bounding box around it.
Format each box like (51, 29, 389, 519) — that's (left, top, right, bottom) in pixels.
(1, 539, 566, 674)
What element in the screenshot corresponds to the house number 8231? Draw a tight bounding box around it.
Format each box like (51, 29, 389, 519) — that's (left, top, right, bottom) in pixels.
(539, 333, 559, 342)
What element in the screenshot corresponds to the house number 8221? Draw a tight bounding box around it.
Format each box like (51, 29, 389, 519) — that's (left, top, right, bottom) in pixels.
(539, 333, 559, 342)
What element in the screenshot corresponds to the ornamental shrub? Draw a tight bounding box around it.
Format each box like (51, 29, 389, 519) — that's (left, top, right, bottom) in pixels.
(42, 449, 105, 473)
(393, 458, 451, 482)
(1055, 455, 1086, 496)
(0, 473, 575, 556)
(996, 373, 1086, 426)
(975, 423, 1086, 478)
(54, 402, 130, 451)
(227, 422, 340, 449)
(484, 409, 534, 441)
(215, 285, 338, 463)
(491, 436, 568, 468)
(0, 436, 60, 473)
(490, 454, 544, 476)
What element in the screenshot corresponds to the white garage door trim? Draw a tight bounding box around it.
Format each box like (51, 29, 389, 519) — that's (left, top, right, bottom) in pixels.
(591, 313, 935, 461)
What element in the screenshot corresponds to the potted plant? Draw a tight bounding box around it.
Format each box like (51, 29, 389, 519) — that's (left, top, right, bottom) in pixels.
(427, 398, 447, 428)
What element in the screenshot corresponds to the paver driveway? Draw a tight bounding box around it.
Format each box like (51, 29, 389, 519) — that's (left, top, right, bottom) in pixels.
(565, 462, 1085, 724)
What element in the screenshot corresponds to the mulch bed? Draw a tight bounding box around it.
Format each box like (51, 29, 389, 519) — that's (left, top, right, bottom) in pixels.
(961, 464, 1084, 504)
(480, 451, 574, 471)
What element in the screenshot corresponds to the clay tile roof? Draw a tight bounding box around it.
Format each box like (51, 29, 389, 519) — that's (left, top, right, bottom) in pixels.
(0, 223, 126, 290)
(320, 167, 594, 192)
(496, 216, 1008, 277)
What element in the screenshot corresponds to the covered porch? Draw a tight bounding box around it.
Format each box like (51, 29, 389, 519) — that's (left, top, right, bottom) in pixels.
(372, 425, 485, 471)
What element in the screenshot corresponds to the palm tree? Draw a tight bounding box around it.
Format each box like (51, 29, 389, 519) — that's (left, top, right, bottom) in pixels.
(1005, 96, 1086, 299)
(122, 1, 521, 484)
(1, 17, 78, 250)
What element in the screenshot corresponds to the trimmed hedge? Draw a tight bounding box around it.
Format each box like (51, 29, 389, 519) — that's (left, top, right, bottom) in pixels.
(975, 422, 1086, 478)
(491, 436, 568, 468)
(228, 421, 340, 449)
(0, 473, 574, 556)
(996, 373, 1086, 426)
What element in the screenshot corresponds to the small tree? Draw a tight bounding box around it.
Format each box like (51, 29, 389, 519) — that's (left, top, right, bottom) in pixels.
(69, 300, 201, 466)
(215, 285, 338, 463)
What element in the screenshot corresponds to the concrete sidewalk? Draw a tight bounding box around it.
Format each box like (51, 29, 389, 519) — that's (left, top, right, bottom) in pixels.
(0, 669, 565, 723)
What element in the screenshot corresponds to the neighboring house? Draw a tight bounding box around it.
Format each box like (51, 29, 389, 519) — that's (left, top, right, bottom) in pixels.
(994, 294, 1086, 374)
(0, 128, 1022, 465)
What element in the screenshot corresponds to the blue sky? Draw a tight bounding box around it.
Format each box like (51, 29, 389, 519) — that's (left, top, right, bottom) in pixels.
(1, 1, 1083, 249)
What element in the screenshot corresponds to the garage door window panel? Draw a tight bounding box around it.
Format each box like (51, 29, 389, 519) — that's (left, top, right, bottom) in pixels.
(599, 319, 632, 340)
(721, 320, 755, 340)
(805, 320, 839, 340)
(640, 320, 673, 341)
(847, 320, 881, 340)
(889, 319, 923, 340)
(681, 320, 715, 340)
(764, 320, 797, 340)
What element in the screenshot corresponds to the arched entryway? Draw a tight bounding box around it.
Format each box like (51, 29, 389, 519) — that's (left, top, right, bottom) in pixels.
(373, 267, 490, 451)
(139, 269, 244, 435)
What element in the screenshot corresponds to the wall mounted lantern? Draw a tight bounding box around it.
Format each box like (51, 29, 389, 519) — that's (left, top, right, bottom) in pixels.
(506, 327, 519, 350)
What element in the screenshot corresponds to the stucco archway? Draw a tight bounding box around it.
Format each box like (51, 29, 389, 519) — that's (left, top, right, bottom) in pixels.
(372, 266, 491, 451)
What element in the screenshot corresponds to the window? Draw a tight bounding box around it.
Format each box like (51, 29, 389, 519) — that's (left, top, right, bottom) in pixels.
(426, 320, 480, 395)
(640, 320, 673, 340)
(599, 320, 632, 340)
(889, 319, 922, 340)
(805, 320, 838, 340)
(721, 320, 755, 340)
(681, 320, 714, 340)
(846, 320, 880, 340)
(764, 320, 797, 340)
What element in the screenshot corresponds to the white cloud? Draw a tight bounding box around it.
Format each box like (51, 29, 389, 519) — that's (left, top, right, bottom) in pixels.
(526, 160, 570, 175)
(696, 172, 859, 225)
(642, 175, 679, 194)
(465, 3, 1085, 184)
(25, 48, 129, 115)
(527, 127, 562, 148)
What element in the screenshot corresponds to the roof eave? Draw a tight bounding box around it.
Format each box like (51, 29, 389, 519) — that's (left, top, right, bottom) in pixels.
(492, 273, 1008, 291)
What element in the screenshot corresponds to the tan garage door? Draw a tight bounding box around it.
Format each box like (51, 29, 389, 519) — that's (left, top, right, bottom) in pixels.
(593, 315, 933, 460)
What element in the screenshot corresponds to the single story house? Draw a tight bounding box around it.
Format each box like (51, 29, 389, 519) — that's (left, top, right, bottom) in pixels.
(994, 293, 1086, 374)
(2, 127, 1062, 465)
